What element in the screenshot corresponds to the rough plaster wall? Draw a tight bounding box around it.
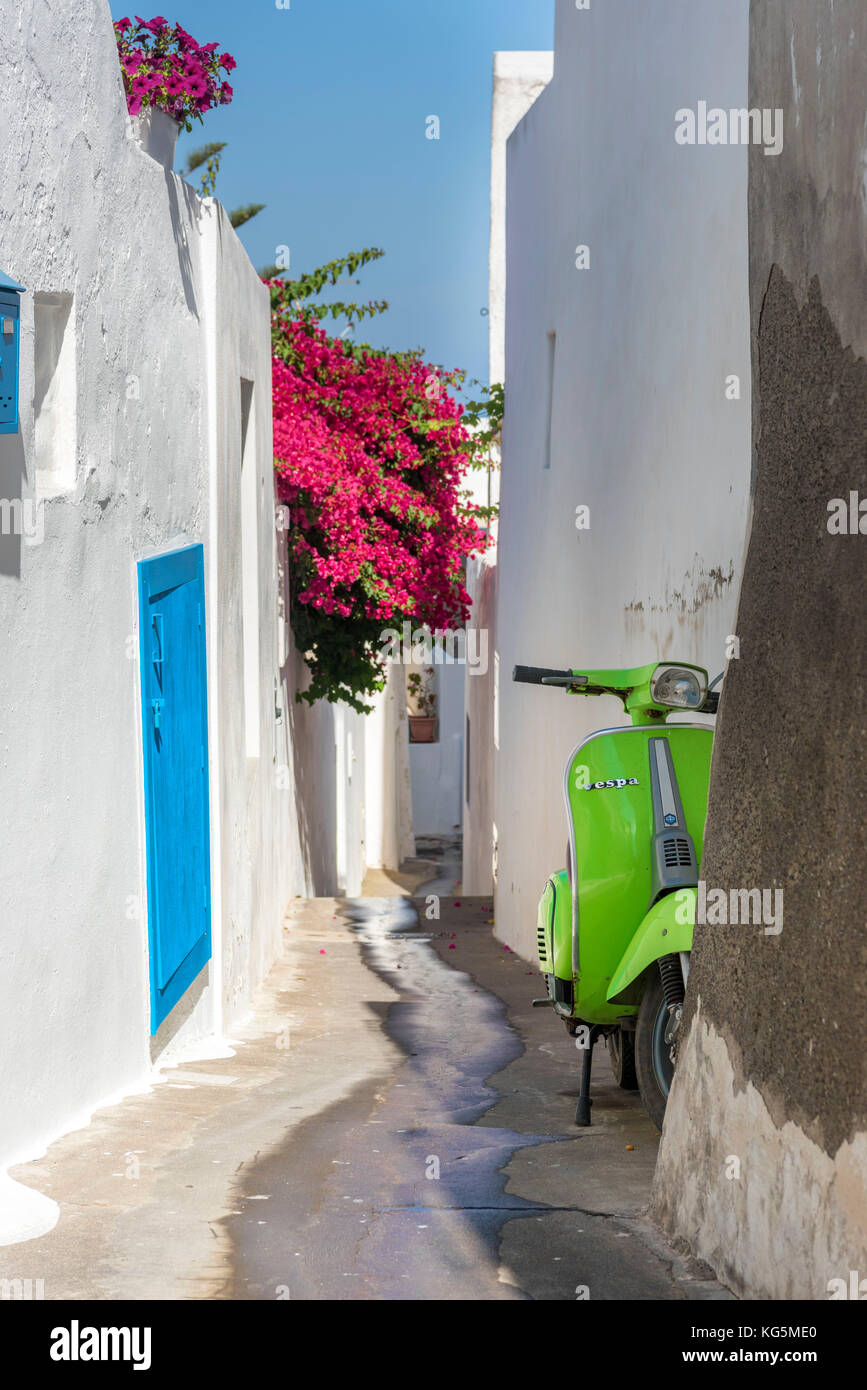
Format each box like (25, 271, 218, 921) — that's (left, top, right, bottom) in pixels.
(364, 663, 414, 874)
(286, 639, 395, 894)
(654, 0, 867, 1297)
(284, 646, 340, 896)
(460, 49, 545, 895)
(489, 52, 554, 387)
(206, 208, 296, 1026)
(462, 553, 497, 895)
(0, 0, 208, 1165)
(494, 0, 750, 961)
(409, 661, 464, 836)
(657, 1000, 867, 1298)
(0, 0, 295, 1165)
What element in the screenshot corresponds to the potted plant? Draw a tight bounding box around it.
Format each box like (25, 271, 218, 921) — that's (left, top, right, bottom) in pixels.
(407, 668, 438, 743)
(114, 17, 236, 169)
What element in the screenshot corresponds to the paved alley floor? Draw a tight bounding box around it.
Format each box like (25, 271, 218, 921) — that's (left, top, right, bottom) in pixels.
(2, 893, 731, 1302)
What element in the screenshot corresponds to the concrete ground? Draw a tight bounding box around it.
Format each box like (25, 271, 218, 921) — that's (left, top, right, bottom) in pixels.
(0, 884, 731, 1301)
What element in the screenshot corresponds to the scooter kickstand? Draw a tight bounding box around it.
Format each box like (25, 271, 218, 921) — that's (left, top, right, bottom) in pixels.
(575, 1026, 601, 1127)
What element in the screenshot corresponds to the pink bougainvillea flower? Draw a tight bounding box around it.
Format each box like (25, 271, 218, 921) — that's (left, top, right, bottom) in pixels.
(270, 305, 489, 709)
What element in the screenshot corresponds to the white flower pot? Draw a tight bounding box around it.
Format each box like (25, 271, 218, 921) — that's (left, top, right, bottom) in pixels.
(130, 108, 180, 170)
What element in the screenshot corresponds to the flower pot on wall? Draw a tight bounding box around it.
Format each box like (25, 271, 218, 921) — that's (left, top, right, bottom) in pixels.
(130, 108, 180, 170)
(409, 716, 438, 744)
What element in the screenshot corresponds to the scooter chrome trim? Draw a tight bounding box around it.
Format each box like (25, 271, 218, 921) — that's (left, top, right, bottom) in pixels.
(651, 738, 680, 827)
(562, 722, 712, 978)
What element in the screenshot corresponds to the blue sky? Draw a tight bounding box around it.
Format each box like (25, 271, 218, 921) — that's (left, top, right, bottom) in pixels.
(115, 0, 554, 391)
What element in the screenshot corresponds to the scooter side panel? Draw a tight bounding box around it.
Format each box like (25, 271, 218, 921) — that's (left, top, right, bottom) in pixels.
(551, 870, 573, 981)
(564, 724, 712, 1020)
(537, 870, 574, 1015)
(606, 888, 695, 1005)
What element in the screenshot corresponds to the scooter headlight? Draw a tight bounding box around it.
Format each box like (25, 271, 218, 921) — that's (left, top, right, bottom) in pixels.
(649, 665, 707, 709)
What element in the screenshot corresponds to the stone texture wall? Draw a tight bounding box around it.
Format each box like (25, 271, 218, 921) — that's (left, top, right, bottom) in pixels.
(653, 0, 867, 1299)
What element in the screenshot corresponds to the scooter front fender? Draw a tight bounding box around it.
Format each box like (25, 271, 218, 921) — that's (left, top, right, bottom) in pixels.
(605, 889, 695, 1006)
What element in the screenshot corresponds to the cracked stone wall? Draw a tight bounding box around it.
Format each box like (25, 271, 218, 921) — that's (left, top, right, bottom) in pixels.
(653, 0, 867, 1299)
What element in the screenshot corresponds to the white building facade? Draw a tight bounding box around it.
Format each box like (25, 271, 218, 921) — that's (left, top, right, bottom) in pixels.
(472, 0, 752, 957)
(0, 0, 407, 1202)
(462, 51, 553, 895)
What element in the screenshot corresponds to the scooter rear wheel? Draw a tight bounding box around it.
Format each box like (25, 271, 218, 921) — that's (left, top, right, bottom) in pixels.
(608, 1028, 638, 1089)
(635, 974, 675, 1130)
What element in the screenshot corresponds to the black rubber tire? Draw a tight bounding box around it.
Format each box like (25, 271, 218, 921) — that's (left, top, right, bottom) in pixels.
(635, 972, 674, 1130)
(608, 1027, 638, 1089)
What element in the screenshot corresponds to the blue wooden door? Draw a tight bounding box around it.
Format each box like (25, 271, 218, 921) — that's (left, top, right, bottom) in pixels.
(138, 544, 211, 1033)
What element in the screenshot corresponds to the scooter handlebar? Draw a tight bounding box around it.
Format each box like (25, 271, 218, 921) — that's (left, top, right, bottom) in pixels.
(512, 665, 576, 686)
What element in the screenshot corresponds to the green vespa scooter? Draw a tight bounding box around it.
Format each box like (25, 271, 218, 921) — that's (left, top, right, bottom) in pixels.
(512, 661, 721, 1130)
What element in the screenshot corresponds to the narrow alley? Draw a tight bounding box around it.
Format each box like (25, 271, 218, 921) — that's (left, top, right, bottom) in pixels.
(2, 0, 865, 1345)
(1, 875, 727, 1303)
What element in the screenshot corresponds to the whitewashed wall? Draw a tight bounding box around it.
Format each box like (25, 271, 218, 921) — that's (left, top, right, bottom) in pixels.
(364, 664, 414, 875)
(462, 51, 552, 896)
(409, 660, 464, 837)
(0, 0, 354, 1178)
(462, 553, 497, 893)
(492, 0, 752, 958)
(488, 52, 554, 389)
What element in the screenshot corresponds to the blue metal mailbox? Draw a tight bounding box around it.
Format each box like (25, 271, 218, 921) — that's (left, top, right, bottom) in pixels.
(0, 270, 25, 435)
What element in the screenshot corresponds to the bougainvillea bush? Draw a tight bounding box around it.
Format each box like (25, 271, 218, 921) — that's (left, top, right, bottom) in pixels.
(114, 17, 235, 127)
(269, 256, 490, 712)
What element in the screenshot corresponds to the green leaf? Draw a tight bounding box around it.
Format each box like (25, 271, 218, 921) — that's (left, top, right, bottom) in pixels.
(230, 203, 266, 229)
(185, 141, 227, 175)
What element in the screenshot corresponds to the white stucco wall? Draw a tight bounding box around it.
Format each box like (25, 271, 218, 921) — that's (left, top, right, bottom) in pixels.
(462, 51, 551, 895)
(489, 51, 554, 387)
(409, 660, 464, 837)
(462, 551, 497, 894)
(364, 664, 414, 874)
(0, 0, 299, 1171)
(202, 200, 298, 1036)
(0, 0, 425, 1189)
(492, 0, 752, 958)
